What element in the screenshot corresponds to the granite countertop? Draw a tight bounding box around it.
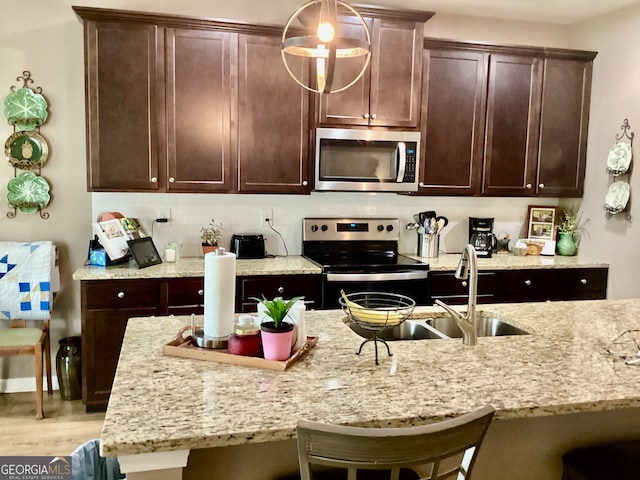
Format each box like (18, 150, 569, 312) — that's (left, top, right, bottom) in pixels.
(73, 254, 608, 281)
(72, 256, 322, 280)
(101, 299, 640, 457)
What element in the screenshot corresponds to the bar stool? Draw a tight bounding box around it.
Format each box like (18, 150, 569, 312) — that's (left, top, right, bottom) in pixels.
(281, 405, 495, 480)
(562, 440, 640, 479)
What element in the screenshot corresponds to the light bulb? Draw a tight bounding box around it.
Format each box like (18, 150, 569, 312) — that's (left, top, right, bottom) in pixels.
(317, 22, 335, 43)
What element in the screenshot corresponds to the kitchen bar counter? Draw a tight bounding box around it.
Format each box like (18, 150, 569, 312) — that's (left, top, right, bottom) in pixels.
(103, 299, 640, 471)
(73, 253, 607, 280)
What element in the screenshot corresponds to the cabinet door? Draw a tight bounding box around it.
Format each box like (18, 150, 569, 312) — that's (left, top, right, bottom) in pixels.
(497, 270, 554, 303)
(165, 28, 233, 192)
(536, 58, 592, 197)
(163, 277, 205, 315)
(85, 21, 161, 191)
(236, 275, 322, 313)
(483, 54, 542, 196)
(237, 34, 311, 193)
(317, 16, 373, 126)
(419, 48, 486, 195)
(369, 18, 423, 128)
(429, 271, 497, 305)
(554, 268, 607, 300)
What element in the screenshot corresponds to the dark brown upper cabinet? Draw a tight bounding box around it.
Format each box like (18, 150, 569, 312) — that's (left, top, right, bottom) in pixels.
(418, 48, 487, 195)
(237, 34, 311, 193)
(418, 38, 596, 198)
(316, 9, 433, 129)
(74, 7, 311, 194)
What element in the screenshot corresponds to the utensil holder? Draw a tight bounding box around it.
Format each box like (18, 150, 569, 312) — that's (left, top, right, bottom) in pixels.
(418, 233, 439, 258)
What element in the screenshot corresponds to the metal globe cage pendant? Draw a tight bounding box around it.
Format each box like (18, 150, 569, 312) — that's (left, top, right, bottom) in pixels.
(281, 0, 371, 95)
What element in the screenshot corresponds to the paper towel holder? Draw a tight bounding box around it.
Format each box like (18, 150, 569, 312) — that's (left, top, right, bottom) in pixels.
(190, 314, 229, 349)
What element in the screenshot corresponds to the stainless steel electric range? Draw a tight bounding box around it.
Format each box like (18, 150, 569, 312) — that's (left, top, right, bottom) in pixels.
(302, 217, 430, 309)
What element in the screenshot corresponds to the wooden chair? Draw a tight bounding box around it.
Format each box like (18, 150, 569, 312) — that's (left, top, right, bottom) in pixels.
(295, 405, 495, 480)
(0, 241, 57, 419)
(0, 319, 53, 419)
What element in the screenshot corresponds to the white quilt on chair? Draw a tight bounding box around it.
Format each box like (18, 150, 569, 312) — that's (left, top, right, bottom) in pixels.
(0, 241, 55, 320)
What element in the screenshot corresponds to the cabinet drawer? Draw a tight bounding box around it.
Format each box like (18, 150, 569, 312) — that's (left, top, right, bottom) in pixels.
(236, 275, 322, 313)
(83, 280, 159, 309)
(498, 270, 554, 302)
(430, 271, 497, 296)
(165, 278, 204, 306)
(555, 268, 608, 300)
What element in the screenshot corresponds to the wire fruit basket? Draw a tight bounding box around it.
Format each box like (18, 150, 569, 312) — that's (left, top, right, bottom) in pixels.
(339, 291, 416, 364)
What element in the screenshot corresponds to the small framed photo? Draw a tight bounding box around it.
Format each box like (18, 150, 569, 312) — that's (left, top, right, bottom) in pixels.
(127, 237, 162, 269)
(526, 206, 557, 240)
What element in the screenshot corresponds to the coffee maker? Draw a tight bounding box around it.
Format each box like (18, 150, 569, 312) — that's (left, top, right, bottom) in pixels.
(469, 217, 497, 258)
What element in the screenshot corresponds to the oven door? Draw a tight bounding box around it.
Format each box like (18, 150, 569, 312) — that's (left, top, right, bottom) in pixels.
(322, 271, 430, 309)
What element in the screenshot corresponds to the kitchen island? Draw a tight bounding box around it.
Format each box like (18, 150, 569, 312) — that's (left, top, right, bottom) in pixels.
(103, 299, 640, 480)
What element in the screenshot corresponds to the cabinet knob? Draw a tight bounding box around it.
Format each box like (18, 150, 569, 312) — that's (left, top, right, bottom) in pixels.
(526, 183, 533, 189)
(198, 289, 204, 296)
(277, 286, 284, 294)
(363, 113, 370, 119)
(461, 281, 468, 288)
(419, 182, 425, 187)
(538, 183, 545, 189)
(580, 278, 587, 285)
(151, 177, 158, 183)
(371, 113, 377, 119)
(169, 177, 175, 183)
(117, 291, 125, 299)
(302, 180, 308, 186)
(524, 279, 532, 286)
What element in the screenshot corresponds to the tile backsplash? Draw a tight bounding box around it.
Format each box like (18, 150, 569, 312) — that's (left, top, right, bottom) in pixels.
(92, 192, 556, 259)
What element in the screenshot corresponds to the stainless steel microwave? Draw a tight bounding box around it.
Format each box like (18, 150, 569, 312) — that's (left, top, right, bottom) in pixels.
(314, 128, 421, 192)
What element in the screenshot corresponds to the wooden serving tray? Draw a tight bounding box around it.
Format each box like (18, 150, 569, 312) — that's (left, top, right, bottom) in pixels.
(163, 326, 318, 371)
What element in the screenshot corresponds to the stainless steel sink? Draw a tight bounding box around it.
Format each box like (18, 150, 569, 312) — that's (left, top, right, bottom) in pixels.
(346, 311, 529, 341)
(424, 312, 530, 338)
(346, 320, 446, 341)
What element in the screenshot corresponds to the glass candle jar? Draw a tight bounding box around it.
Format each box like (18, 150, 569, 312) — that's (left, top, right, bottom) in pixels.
(228, 320, 261, 357)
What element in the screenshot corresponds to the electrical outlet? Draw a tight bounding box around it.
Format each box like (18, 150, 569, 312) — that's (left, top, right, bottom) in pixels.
(261, 208, 273, 228)
(157, 208, 171, 226)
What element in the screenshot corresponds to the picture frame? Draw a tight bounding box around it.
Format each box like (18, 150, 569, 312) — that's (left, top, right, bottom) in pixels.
(127, 237, 162, 269)
(526, 206, 557, 240)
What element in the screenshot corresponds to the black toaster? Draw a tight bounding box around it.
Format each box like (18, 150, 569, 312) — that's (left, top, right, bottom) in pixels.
(230, 233, 266, 259)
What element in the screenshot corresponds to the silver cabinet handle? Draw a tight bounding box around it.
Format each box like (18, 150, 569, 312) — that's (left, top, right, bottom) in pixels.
(302, 180, 308, 186)
(169, 177, 175, 183)
(363, 113, 370, 119)
(524, 279, 532, 286)
(117, 291, 125, 299)
(526, 183, 532, 189)
(580, 278, 587, 285)
(277, 286, 284, 294)
(371, 113, 377, 119)
(151, 177, 158, 183)
(461, 281, 468, 287)
(198, 289, 204, 296)
(538, 183, 545, 189)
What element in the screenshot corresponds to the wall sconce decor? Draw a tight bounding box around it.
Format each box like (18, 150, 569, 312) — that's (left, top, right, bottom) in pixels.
(281, 0, 371, 94)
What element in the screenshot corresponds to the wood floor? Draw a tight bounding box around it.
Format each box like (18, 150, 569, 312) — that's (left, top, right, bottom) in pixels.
(0, 391, 104, 456)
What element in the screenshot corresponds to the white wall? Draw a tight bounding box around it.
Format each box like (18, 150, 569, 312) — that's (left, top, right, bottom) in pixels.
(569, 3, 640, 299)
(0, 0, 632, 389)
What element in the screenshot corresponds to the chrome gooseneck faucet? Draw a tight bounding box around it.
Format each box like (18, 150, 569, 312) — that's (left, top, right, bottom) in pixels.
(435, 244, 478, 346)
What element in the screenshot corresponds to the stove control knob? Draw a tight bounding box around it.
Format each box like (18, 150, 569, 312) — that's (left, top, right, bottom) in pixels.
(321, 224, 328, 232)
(386, 224, 394, 232)
(311, 225, 318, 232)
(377, 224, 384, 232)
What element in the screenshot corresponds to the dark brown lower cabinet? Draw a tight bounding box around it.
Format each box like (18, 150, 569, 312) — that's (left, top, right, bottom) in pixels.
(80, 275, 321, 411)
(429, 267, 608, 306)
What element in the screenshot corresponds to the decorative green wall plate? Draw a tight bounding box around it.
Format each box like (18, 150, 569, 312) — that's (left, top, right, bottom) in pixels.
(7, 171, 51, 213)
(3, 87, 48, 131)
(5, 131, 49, 169)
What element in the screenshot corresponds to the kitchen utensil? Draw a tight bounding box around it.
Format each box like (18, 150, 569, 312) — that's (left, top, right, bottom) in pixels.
(436, 218, 446, 232)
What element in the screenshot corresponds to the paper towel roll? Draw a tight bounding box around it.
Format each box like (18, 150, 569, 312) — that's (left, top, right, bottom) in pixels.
(204, 250, 236, 339)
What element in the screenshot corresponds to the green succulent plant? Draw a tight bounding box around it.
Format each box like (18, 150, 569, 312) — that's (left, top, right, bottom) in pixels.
(251, 295, 304, 329)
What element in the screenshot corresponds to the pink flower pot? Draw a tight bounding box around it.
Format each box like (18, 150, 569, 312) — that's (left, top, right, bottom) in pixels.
(260, 322, 294, 361)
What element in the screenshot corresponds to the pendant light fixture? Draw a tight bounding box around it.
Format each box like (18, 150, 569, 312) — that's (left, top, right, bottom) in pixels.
(281, 0, 371, 94)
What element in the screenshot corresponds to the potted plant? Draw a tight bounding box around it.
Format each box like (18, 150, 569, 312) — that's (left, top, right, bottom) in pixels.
(556, 206, 583, 256)
(201, 219, 223, 254)
(252, 295, 303, 360)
